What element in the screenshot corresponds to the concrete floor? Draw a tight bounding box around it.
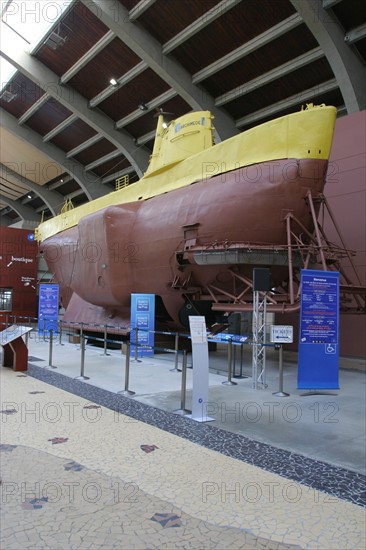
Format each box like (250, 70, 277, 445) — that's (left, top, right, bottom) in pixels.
(23, 332, 366, 475)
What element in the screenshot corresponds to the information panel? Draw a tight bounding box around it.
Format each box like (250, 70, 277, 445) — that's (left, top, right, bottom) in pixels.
(188, 316, 214, 422)
(130, 294, 155, 357)
(38, 283, 59, 336)
(298, 270, 340, 390)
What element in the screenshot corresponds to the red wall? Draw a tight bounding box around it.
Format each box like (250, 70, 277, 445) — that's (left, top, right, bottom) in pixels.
(278, 111, 366, 358)
(0, 227, 38, 321)
(324, 110, 366, 357)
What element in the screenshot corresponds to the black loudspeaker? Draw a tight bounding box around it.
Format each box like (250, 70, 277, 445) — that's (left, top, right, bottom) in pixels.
(253, 268, 270, 291)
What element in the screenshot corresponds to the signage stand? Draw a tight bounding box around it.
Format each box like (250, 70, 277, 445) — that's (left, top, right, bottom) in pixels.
(298, 270, 340, 393)
(130, 294, 155, 357)
(186, 316, 214, 423)
(0, 325, 32, 371)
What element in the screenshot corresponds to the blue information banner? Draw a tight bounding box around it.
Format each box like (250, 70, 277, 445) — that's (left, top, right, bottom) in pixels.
(38, 283, 59, 336)
(130, 294, 155, 357)
(298, 270, 340, 390)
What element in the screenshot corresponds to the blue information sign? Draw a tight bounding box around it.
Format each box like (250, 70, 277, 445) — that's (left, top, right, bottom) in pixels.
(38, 283, 59, 336)
(130, 294, 155, 357)
(298, 270, 340, 390)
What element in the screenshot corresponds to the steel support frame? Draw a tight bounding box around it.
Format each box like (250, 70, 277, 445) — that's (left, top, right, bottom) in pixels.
(252, 290, 267, 389)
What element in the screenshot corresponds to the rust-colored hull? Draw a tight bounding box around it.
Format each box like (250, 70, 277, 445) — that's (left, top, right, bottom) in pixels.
(40, 158, 328, 329)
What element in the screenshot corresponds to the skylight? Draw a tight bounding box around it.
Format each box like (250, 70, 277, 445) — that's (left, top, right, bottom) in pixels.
(0, 0, 71, 92)
(1, 0, 70, 48)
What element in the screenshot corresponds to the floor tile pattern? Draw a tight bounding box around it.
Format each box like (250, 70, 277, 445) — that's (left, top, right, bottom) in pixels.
(1, 445, 299, 550)
(27, 363, 366, 507)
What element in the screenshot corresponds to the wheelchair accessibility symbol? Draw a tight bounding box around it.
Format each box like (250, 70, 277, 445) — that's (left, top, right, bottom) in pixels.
(325, 343, 336, 354)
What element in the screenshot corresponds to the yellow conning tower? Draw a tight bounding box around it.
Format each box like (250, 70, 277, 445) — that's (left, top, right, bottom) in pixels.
(145, 111, 215, 176)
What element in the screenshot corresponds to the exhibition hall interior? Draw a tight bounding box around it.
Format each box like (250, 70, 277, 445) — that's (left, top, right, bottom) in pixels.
(0, 1, 365, 549)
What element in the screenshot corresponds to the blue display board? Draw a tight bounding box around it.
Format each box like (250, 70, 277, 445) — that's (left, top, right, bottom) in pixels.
(298, 270, 340, 390)
(38, 283, 59, 336)
(130, 294, 155, 357)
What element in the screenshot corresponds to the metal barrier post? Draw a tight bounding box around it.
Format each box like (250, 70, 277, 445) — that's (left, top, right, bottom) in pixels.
(102, 325, 111, 356)
(44, 330, 57, 369)
(58, 320, 64, 345)
(132, 328, 141, 362)
(222, 339, 237, 386)
(43, 319, 46, 341)
(273, 344, 290, 397)
(173, 350, 191, 415)
(118, 342, 135, 396)
(170, 332, 180, 372)
(75, 332, 90, 380)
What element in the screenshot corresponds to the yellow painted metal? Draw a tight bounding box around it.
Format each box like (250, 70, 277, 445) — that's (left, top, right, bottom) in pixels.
(115, 175, 129, 190)
(36, 105, 337, 242)
(60, 198, 74, 213)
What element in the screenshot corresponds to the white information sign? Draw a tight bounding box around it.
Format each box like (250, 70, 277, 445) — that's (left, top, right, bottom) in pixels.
(270, 325, 293, 344)
(188, 316, 214, 422)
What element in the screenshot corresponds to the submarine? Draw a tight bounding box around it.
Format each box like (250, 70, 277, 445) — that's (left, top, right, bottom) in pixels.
(36, 104, 337, 331)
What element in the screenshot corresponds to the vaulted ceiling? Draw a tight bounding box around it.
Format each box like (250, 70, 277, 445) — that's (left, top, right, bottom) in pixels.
(1, 0, 365, 226)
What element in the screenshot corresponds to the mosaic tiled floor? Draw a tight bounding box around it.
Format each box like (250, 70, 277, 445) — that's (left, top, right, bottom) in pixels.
(1, 445, 299, 550)
(1, 366, 365, 550)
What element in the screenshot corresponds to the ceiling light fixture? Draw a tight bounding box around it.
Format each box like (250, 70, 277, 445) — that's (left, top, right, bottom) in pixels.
(110, 78, 118, 86)
(138, 102, 148, 111)
(44, 31, 67, 50)
(27, 194, 32, 199)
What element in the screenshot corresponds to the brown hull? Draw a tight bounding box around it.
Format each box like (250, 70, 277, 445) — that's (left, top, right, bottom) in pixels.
(40, 158, 328, 329)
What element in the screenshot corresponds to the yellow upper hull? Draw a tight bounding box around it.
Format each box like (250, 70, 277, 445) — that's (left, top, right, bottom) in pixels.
(35, 104, 336, 242)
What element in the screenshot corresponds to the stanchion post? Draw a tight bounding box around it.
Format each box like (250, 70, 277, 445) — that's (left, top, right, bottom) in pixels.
(102, 324, 111, 356)
(44, 330, 57, 369)
(43, 319, 46, 341)
(173, 350, 191, 415)
(222, 339, 237, 386)
(118, 342, 135, 396)
(132, 327, 142, 362)
(59, 320, 64, 345)
(134, 327, 138, 360)
(170, 332, 180, 372)
(75, 331, 90, 380)
(273, 344, 290, 397)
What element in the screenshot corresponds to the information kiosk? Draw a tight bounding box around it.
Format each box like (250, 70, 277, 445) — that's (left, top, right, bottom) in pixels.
(0, 325, 32, 372)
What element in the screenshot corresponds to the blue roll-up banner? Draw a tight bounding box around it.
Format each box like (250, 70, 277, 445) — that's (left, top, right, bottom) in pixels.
(130, 294, 155, 357)
(38, 283, 59, 336)
(298, 270, 340, 390)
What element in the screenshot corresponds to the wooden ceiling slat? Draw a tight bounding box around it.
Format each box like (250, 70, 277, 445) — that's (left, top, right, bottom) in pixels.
(172, 1, 296, 74)
(50, 119, 98, 152)
(73, 138, 117, 165)
(0, 73, 44, 119)
(202, 24, 318, 98)
(118, 0, 141, 10)
(26, 99, 73, 136)
(98, 68, 170, 121)
(68, 38, 141, 100)
(35, 2, 109, 76)
(91, 155, 130, 178)
(135, 0, 224, 44)
(332, 0, 366, 32)
(225, 58, 335, 119)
